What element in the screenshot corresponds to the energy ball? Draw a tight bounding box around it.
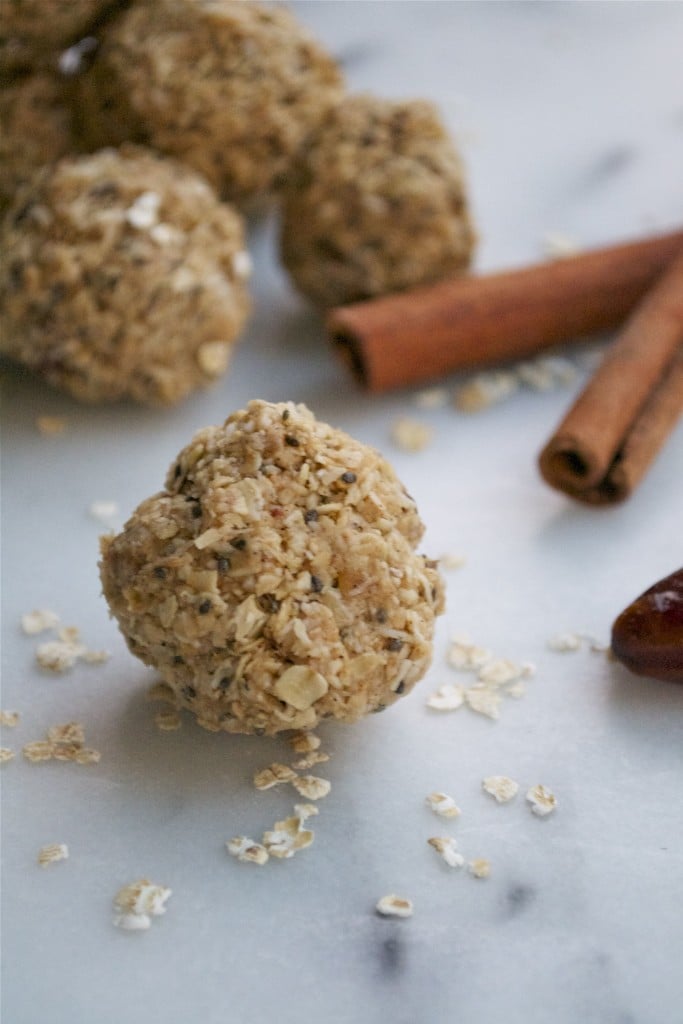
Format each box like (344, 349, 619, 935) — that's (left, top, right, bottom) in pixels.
(75, 0, 345, 206)
(0, 72, 77, 215)
(280, 95, 476, 308)
(0, 146, 251, 405)
(99, 400, 445, 736)
(0, 0, 119, 76)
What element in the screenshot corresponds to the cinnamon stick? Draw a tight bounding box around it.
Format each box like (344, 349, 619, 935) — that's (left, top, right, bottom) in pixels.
(538, 251, 683, 504)
(327, 229, 683, 393)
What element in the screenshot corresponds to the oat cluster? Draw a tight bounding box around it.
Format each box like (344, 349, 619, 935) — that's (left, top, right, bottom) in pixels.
(74, 0, 345, 206)
(281, 95, 475, 308)
(100, 400, 444, 736)
(0, 147, 250, 405)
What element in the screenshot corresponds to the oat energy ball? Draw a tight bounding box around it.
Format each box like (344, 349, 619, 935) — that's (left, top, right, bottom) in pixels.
(0, 147, 251, 405)
(280, 95, 476, 308)
(0, 72, 77, 215)
(76, 0, 344, 205)
(0, 0, 118, 75)
(100, 401, 445, 736)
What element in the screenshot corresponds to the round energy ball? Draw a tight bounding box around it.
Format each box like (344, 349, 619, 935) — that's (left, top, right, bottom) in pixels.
(0, 0, 117, 75)
(0, 72, 77, 215)
(280, 94, 476, 308)
(99, 400, 445, 736)
(75, 0, 345, 206)
(0, 146, 251, 405)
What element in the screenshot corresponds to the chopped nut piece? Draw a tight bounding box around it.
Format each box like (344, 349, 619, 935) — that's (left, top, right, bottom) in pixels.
(288, 731, 321, 754)
(468, 858, 491, 879)
(464, 686, 501, 720)
(253, 763, 298, 790)
(375, 895, 414, 918)
(391, 417, 433, 453)
(21, 609, 60, 635)
(226, 836, 269, 865)
(428, 836, 465, 868)
(454, 371, 518, 413)
(526, 784, 557, 817)
(482, 776, 519, 803)
(263, 815, 314, 858)
(425, 792, 461, 819)
(36, 415, 68, 436)
(291, 775, 331, 801)
(548, 632, 583, 652)
(154, 708, 182, 731)
(113, 878, 172, 930)
(0, 747, 15, 763)
(36, 639, 86, 672)
(38, 843, 69, 867)
(273, 666, 329, 711)
(0, 710, 20, 727)
(426, 683, 465, 712)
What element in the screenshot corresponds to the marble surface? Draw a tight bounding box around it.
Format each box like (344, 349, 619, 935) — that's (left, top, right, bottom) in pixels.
(2, 4, 683, 1023)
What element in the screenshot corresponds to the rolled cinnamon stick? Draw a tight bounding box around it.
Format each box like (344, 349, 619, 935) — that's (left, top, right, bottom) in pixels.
(538, 251, 683, 504)
(327, 229, 683, 393)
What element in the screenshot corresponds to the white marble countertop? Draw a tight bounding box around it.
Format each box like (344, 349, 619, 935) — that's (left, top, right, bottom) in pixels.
(2, 4, 683, 1023)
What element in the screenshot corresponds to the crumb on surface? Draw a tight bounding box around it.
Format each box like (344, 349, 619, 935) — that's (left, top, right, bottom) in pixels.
(548, 632, 583, 652)
(375, 894, 414, 918)
(36, 416, 68, 436)
(21, 609, 60, 635)
(454, 371, 518, 413)
(113, 879, 172, 930)
(226, 836, 269, 865)
(428, 836, 465, 868)
(291, 775, 331, 801)
(425, 791, 461, 818)
(38, 843, 69, 867)
(390, 417, 434, 453)
(440, 553, 466, 571)
(253, 763, 298, 790)
(526, 784, 557, 817)
(482, 775, 519, 803)
(154, 708, 182, 731)
(413, 387, 449, 410)
(263, 812, 315, 859)
(0, 747, 15, 763)
(464, 685, 501, 720)
(468, 858, 491, 879)
(0, 710, 20, 727)
(425, 683, 465, 712)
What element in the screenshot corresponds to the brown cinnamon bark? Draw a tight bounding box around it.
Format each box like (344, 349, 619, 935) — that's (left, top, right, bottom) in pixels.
(327, 229, 683, 393)
(538, 251, 683, 504)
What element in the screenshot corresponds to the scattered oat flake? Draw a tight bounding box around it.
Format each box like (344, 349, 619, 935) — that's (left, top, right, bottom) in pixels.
(58, 626, 80, 644)
(0, 748, 15, 763)
(447, 637, 492, 671)
(293, 803, 319, 823)
(88, 500, 119, 523)
(154, 708, 182, 731)
(425, 792, 461, 819)
(426, 684, 465, 712)
(22, 740, 55, 762)
(47, 722, 85, 746)
(38, 843, 69, 867)
(263, 816, 314, 858)
(454, 371, 518, 413)
(468, 858, 491, 879)
(253, 763, 298, 790)
(21, 609, 60, 635)
(526, 784, 557, 817)
(291, 751, 330, 770)
(226, 836, 269, 865)
(548, 632, 583, 652)
(477, 658, 524, 686)
(73, 747, 101, 765)
(113, 878, 171, 930)
(506, 681, 526, 699)
(0, 710, 20, 727)
(428, 837, 465, 868)
(440, 553, 466, 570)
(482, 776, 519, 803)
(391, 417, 433, 453)
(292, 775, 331, 801)
(82, 648, 110, 664)
(376, 894, 414, 918)
(36, 639, 86, 672)
(516, 355, 577, 392)
(464, 686, 501, 720)
(36, 415, 68, 436)
(413, 386, 449, 410)
(288, 731, 321, 754)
